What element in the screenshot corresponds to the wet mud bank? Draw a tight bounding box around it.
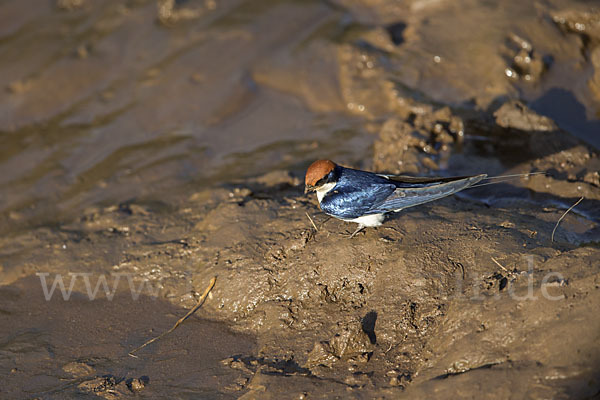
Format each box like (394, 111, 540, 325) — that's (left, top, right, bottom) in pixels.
(1, 0, 600, 398)
(2, 147, 599, 398)
(0, 276, 255, 399)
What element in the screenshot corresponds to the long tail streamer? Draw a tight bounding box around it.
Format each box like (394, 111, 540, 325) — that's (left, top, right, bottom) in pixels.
(469, 171, 547, 188)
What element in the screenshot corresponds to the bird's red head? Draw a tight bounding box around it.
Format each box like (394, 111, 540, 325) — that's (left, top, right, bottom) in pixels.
(305, 159, 337, 192)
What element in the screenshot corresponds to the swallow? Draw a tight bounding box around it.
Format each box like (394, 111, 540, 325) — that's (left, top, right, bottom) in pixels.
(304, 159, 486, 237)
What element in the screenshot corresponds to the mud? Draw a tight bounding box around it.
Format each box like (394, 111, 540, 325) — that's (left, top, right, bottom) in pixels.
(0, 276, 255, 398)
(1, 0, 600, 398)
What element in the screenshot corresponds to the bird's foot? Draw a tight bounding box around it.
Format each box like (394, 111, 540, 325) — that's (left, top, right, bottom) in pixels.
(385, 226, 403, 235)
(348, 224, 366, 238)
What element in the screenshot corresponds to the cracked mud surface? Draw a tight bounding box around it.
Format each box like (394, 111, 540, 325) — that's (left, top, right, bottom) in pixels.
(1, 0, 599, 398)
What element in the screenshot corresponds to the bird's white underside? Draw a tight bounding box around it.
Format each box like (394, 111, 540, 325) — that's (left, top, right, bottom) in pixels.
(344, 213, 385, 227)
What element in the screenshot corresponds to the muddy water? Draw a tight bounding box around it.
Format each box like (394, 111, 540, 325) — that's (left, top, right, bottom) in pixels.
(1, 0, 599, 398)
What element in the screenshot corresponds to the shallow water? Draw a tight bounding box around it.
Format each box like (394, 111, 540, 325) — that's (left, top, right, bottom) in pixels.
(1, 0, 599, 235)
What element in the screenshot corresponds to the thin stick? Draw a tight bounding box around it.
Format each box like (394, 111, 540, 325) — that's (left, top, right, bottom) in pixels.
(305, 212, 318, 232)
(551, 197, 584, 243)
(491, 256, 509, 272)
(129, 276, 217, 357)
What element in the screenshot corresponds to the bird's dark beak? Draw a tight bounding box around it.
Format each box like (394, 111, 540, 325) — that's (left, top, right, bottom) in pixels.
(304, 185, 315, 194)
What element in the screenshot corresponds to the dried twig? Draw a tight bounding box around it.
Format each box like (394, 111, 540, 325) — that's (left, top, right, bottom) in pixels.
(551, 197, 584, 243)
(129, 276, 217, 357)
(491, 256, 509, 272)
(305, 212, 318, 232)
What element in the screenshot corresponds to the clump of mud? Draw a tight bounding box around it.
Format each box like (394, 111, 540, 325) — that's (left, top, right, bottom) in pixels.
(1, 0, 600, 398)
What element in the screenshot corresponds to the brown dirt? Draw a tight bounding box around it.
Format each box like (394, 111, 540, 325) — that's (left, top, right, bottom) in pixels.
(1, 0, 599, 398)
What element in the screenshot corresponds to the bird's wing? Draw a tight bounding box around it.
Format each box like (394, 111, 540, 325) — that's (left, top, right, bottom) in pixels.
(320, 183, 397, 220)
(369, 174, 486, 213)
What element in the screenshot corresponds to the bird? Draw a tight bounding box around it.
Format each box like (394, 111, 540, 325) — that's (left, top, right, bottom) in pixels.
(304, 159, 487, 238)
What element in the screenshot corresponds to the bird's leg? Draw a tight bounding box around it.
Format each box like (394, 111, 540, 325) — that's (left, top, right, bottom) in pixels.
(385, 226, 402, 235)
(349, 224, 366, 238)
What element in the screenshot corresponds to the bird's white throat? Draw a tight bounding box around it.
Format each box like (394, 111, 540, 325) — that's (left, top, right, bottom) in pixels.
(316, 182, 336, 202)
